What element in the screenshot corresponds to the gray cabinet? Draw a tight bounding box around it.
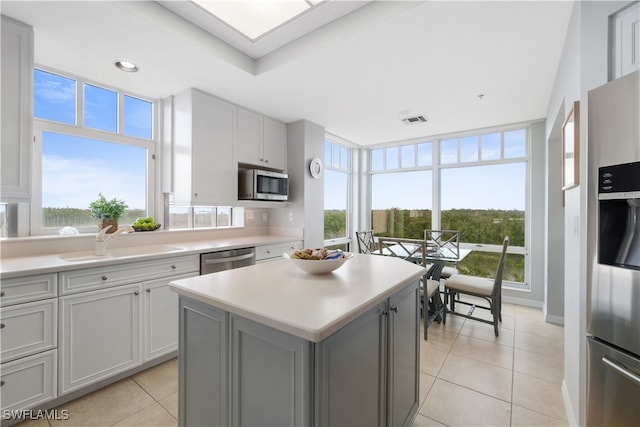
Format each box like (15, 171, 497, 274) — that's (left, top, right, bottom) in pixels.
(178, 298, 228, 427)
(1, 16, 33, 201)
(178, 280, 419, 427)
(316, 281, 420, 427)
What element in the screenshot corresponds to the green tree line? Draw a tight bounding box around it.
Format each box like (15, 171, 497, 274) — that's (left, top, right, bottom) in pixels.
(43, 207, 146, 228)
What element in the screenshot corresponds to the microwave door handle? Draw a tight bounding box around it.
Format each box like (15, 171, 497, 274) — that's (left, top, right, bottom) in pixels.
(601, 356, 640, 386)
(203, 253, 255, 264)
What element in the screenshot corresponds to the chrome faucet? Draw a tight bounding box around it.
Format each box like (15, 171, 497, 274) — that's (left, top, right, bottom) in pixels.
(95, 225, 134, 255)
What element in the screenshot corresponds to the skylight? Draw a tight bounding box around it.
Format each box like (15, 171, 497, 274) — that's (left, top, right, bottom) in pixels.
(191, 0, 325, 41)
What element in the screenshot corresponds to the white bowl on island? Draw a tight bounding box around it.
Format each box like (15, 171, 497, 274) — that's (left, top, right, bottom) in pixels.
(283, 250, 353, 274)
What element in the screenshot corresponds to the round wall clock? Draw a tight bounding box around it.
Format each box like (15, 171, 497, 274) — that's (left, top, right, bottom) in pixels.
(309, 157, 323, 179)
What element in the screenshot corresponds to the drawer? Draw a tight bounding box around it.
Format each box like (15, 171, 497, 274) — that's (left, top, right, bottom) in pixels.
(0, 273, 57, 307)
(0, 349, 57, 412)
(59, 255, 199, 295)
(256, 241, 302, 262)
(1, 299, 57, 363)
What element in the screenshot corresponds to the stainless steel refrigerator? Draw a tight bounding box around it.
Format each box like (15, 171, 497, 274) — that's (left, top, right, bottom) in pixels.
(586, 70, 640, 426)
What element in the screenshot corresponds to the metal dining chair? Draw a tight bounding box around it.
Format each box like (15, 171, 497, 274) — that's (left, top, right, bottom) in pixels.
(355, 230, 376, 254)
(424, 229, 460, 279)
(377, 237, 444, 340)
(443, 236, 509, 336)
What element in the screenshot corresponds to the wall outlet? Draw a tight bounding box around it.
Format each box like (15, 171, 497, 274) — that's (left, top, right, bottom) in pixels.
(289, 211, 294, 222)
(247, 211, 254, 221)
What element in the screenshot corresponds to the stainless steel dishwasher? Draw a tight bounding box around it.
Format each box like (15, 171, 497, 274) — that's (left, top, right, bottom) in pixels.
(200, 247, 256, 275)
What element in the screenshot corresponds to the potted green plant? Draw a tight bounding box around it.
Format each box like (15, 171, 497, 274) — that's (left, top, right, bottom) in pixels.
(88, 193, 128, 233)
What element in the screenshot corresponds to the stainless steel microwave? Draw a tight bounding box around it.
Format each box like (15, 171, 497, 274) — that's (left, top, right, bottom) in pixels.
(238, 169, 288, 201)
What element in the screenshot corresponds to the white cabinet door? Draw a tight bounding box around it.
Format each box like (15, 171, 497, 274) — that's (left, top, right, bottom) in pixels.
(1, 299, 57, 363)
(172, 89, 237, 205)
(143, 272, 198, 361)
(263, 117, 287, 171)
(1, 16, 33, 200)
(238, 107, 263, 167)
(0, 349, 57, 412)
(238, 107, 287, 171)
(59, 283, 142, 394)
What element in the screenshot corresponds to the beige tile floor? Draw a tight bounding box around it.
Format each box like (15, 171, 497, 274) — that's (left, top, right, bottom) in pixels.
(15, 300, 566, 427)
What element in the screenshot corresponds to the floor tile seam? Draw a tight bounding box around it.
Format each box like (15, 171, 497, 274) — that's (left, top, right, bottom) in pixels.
(509, 333, 516, 427)
(415, 402, 452, 427)
(511, 345, 564, 361)
(105, 399, 160, 427)
(442, 350, 514, 375)
(510, 403, 569, 425)
(513, 327, 565, 342)
(455, 333, 516, 350)
(512, 370, 565, 387)
(434, 376, 514, 406)
(128, 374, 173, 405)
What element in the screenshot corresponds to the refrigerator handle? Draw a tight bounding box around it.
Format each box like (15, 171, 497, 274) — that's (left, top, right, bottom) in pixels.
(602, 356, 640, 386)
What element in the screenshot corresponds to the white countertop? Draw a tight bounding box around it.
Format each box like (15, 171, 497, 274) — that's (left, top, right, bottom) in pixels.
(170, 253, 426, 342)
(0, 235, 300, 278)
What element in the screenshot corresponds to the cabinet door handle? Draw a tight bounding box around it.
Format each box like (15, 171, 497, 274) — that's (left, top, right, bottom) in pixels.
(134, 291, 139, 296)
(101, 275, 108, 281)
(146, 288, 151, 293)
(389, 305, 398, 314)
(0, 291, 5, 297)
(171, 265, 177, 269)
(0, 380, 4, 386)
(0, 323, 5, 329)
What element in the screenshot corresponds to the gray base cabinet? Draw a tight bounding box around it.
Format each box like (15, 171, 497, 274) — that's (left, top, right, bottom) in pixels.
(178, 280, 419, 427)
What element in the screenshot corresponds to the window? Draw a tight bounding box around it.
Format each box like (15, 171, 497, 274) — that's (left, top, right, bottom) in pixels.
(370, 127, 529, 287)
(324, 138, 351, 250)
(32, 68, 156, 235)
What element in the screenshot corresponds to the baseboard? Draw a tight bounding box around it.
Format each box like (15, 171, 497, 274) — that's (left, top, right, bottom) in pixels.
(545, 313, 565, 325)
(561, 380, 578, 426)
(502, 295, 543, 308)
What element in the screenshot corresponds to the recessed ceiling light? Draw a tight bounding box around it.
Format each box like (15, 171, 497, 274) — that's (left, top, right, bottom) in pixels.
(114, 60, 139, 73)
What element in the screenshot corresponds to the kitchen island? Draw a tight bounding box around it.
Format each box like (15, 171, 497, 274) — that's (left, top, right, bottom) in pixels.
(169, 253, 425, 427)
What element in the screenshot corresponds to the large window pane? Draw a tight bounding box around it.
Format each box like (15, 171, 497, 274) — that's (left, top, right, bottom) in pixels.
(34, 69, 76, 124)
(84, 84, 117, 132)
(41, 131, 147, 228)
(124, 95, 153, 139)
(324, 169, 348, 239)
(340, 146, 348, 169)
(441, 163, 525, 243)
(441, 163, 525, 280)
(332, 144, 341, 168)
(371, 171, 432, 238)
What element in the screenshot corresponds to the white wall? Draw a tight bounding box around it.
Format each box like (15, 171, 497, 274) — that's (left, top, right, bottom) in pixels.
(544, 2, 633, 425)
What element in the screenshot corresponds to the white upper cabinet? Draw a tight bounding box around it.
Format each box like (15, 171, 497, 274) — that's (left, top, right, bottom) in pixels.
(1, 17, 33, 201)
(238, 107, 286, 171)
(170, 89, 238, 205)
(612, 2, 640, 79)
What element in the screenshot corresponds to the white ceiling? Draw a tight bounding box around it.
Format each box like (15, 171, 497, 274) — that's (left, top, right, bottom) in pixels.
(0, 0, 574, 146)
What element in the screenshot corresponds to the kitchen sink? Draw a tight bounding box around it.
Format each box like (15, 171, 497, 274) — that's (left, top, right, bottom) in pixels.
(57, 245, 185, 262)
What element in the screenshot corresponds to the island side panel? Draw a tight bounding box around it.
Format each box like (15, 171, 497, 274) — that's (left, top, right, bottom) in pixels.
(388, 281, 420, 427)
(229, 315, 312, 426)
(315, 300, 388, 427)
(179, 297, 228, 427)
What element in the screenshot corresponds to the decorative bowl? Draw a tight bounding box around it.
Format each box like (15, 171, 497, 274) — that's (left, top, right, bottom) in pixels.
(283, 250, 353, 274)
(132, 224, 161, 232)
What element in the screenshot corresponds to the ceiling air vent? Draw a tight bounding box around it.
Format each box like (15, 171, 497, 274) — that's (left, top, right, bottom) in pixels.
(402, 115, 427, 125)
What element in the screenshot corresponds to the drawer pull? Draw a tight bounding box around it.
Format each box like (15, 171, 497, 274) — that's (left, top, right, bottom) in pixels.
(101, 275, 108, 281)
(134, 291, 139, 296)
(0, 380, 4, 386)
(0, 291, 4, 297)
(266, 250, 271, 254)
(146, 288, 151, 293)
(0, 323, 5, 329)
(171, 265, 177, 270)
